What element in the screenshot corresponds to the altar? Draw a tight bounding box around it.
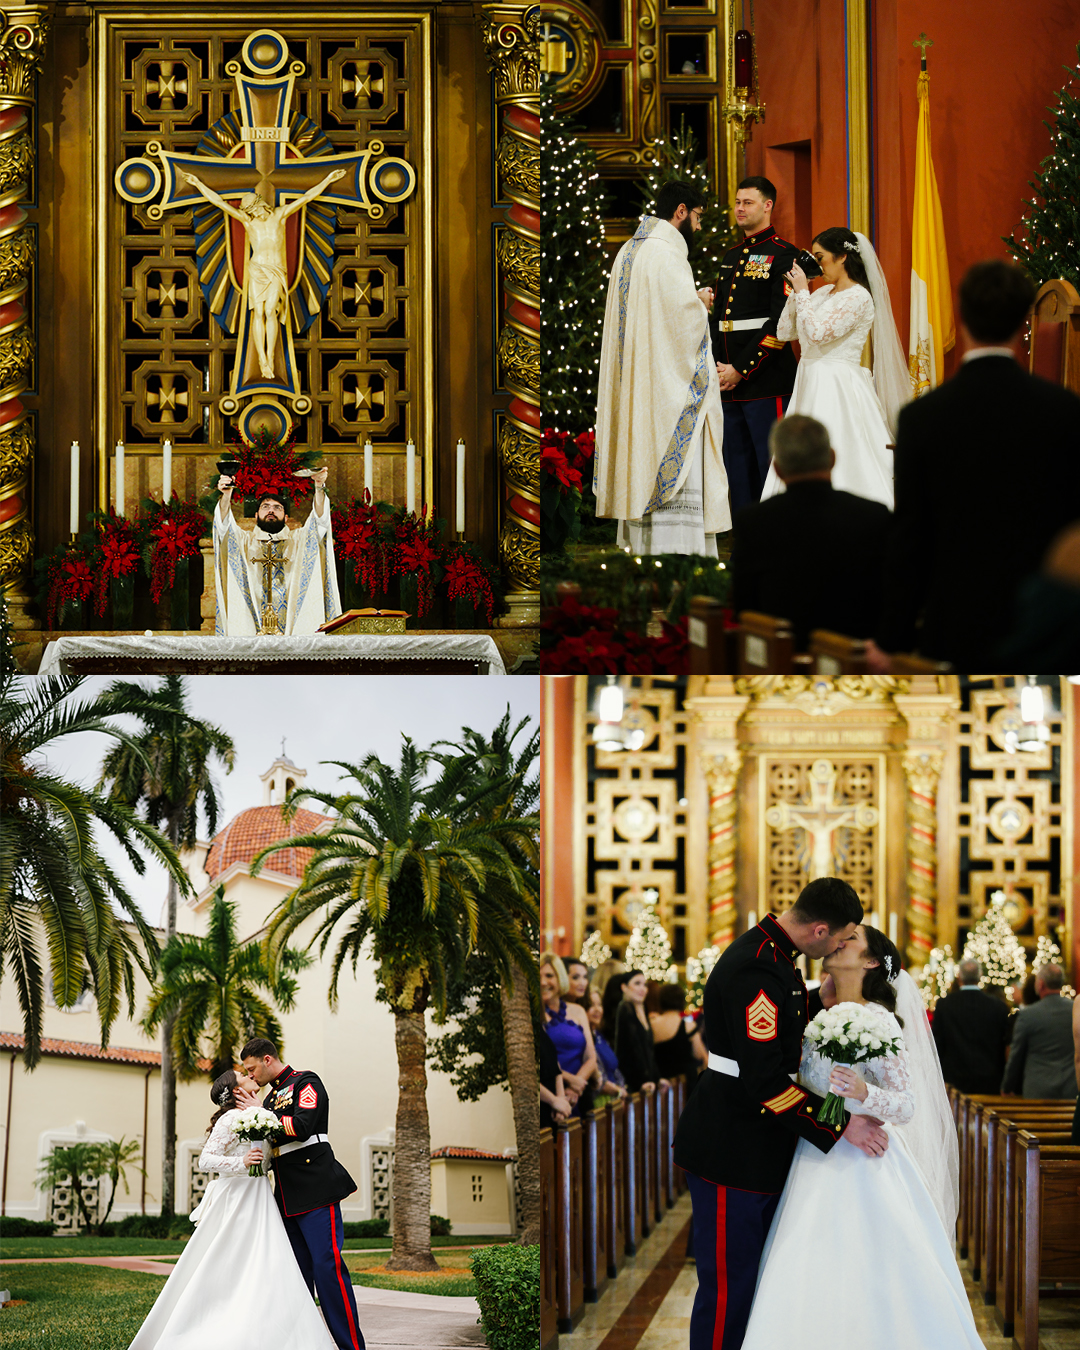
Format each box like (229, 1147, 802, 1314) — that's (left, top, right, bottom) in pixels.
(36, 633, 507, 677)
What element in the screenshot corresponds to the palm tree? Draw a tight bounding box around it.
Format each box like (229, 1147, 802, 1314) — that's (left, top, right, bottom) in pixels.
(97, 674, 235, 1220)
(0, 670, 191, 1068)
(142, 886, 311, 1080)
(252, 738, 539, 1271)
(96, 1136, 145, 1233)
(431, 712, 541, 1244)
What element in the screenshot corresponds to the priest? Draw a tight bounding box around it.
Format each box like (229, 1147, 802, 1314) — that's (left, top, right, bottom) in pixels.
(593, 180, 729, 555)
(213, 468, 342, 636)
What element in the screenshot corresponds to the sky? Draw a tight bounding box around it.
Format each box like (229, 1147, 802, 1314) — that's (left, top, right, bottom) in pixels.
(39, 675, 540, 927)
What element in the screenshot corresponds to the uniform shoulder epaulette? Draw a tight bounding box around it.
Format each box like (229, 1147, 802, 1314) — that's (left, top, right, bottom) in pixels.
(772, 235, 798, 251)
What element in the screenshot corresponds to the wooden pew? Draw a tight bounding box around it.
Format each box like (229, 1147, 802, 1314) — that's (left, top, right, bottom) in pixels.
(737, 612, 794, 673)
(688, 596, 734, 673)
(661, 1080, 676, 1209)
(554, 1118, 585, 1332)
(623, 1092, 643, 1255)
(808, 629, 866, 675)
(890, 653, 952, 674)
(581, 1106, 610, 1302)
(1014, 1132, 1080, 1349)
(641, 1087, 655, 1235)
(606, 1098, 627, 1278)
(540, 1128, 558, 1350)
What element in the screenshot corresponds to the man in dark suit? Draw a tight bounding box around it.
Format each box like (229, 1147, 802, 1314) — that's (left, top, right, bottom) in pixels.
(1001, 965, 1078, 1099)
(931, 958, 1012, 1094)
(730, 414, 891, 648)
(869, 260, 1080, 670)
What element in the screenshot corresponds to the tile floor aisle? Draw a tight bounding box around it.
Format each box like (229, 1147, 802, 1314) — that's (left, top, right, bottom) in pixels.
(556, 1193, 1080, 1350)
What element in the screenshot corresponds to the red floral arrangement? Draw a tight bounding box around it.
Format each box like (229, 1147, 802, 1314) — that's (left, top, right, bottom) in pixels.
(227, 424, 320, 503)
(541, 428, 596, 553)
(142, 495, 208, 603)
(393, 508, 443, 618)
(442, 540, 497, 625)
(540, 594, 688, 674)
(36, 541, 95, 630)
(332, 492, 396, 597)
(92, 508, 142, 616)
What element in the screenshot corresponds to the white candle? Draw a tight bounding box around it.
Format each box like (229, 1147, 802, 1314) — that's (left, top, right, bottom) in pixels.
(69, 441, 79, 535)
(455, 438, 466, 534)
(406, 439, 416, 515)
(115, 440, 125, 516)
(363, 439, 373, 499)
(162, 438, 172, 502)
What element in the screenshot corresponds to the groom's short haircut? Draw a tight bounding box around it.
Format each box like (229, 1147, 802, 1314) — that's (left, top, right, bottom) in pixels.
(769, 414, 831, 478)
(240, 1037, 279, 1060)
(789, 877, 863, 932)
(958, 260, 1035, 342)
(737, 175, 777, 207)
(654, 180, 706, 223)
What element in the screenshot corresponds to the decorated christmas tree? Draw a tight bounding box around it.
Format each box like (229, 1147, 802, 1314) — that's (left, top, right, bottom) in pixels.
(625, 894, 674, 982)
(639, 121, 738, 290)
(1031, 932, 1076, 1000)
(1003, 44, 1080, 288)
(685, 943, 721, 1011)
(962, 893, 1028, 991)
(580, 929, 613, 970)
(914, 944, 957, 1012)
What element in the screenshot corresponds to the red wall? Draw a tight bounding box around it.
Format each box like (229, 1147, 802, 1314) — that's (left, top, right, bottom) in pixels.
(747, 0, 1078, 379)
(542, 676, 577, 956)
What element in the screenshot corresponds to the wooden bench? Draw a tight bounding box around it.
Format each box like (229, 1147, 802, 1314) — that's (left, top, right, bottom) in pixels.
(688, 595, 734, 673)
(581, 1106, 610, 1302)
(540, 1128, 558, 1350)
(1014, 1132, 1080, 1348)
(554, 1118, 585, 1332)
(737, 611, 795, 673)
(808, 629, 866, 675)
(606, 1098, 627, 1278)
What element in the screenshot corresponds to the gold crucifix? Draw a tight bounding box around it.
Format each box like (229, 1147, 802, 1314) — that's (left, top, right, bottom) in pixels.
(254, 536, 285, 636)
(765, 760, 878, 881)
(913, 32, 933, 70)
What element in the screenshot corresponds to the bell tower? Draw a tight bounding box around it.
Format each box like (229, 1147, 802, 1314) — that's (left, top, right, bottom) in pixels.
(260, 755, 307, 807)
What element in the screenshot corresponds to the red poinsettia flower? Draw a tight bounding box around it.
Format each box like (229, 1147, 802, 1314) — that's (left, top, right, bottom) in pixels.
(398, 536, 440, 573)
(541, 442, 583, 493)
(61, 555, 94, 601)
(571, 430, 596, 465)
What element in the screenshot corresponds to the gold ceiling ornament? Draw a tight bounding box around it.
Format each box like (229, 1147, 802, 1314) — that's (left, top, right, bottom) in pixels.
(482, 4, 540, 624)
(0, 4, 50, 630)
(736, 674, 904, 715)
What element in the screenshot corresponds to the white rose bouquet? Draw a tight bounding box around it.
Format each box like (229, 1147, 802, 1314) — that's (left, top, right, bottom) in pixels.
(229, 1106, 283, 1176)
(803, 1004, 904, 1128)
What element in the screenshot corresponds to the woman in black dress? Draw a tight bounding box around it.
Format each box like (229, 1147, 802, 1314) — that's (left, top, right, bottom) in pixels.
(603, 969, 661, 1093)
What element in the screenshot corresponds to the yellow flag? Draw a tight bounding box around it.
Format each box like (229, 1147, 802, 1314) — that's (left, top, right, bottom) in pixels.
(909, 70, 955, 394)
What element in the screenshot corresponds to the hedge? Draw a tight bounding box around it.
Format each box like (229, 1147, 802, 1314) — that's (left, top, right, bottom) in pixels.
(469, 1244, 539, 1350)
(0, 1216, 57, 1236)
(342, 1218, 390, 1239)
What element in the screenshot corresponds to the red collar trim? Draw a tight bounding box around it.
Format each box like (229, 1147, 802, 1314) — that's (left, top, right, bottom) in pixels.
(742, 226, 775, 243)
(271, 1065, 294, 1088)
(758, 913, 798, 967)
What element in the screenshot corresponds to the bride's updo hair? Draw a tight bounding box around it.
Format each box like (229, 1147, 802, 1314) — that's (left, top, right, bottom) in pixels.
(207, 1068, 239, 1132)
(812, 226, 870, 291)
(861, 926, 904, 1026)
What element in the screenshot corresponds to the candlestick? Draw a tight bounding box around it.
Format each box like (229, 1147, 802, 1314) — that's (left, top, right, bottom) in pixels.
(406, 439, 416, 515)
(363, 439, 373, 500)
(455, 438, 465, 535)
(115, 439, 125, 516)
(162, 438, 172, 502)
(69, 441, 80, 535)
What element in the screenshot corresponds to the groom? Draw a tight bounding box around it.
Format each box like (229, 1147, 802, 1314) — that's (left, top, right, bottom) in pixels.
(672, 878, 889, 1350)
(238, 1038, 364, 1350)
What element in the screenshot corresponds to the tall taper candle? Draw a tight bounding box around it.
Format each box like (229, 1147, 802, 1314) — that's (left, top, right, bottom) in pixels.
(406, 439, 416, 514)
(69, 441, 80, 535)
(162, 438, 172, 502)
(115, 440, 125, 516)
(455, 438, 465, 534)
(364, 439, 373, 500)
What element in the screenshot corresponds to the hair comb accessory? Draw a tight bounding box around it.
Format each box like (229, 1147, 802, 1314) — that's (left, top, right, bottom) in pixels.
(884, 954, 897, 981)
(843, 239, 860, 252)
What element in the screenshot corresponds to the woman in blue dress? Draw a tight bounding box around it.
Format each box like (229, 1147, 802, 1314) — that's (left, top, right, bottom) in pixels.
(540, 951, 597, 1116)
(586, 987, 628, 1101)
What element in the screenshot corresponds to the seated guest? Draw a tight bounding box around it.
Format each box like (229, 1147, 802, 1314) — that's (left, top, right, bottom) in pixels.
(1001, 964, 1078, 1099)
(730, 414, 891, 649)
(996, 521, 1080, 669)
(540, 951, 597, 1116)
(649, 983, 706, 1082)
(930, 958, 1011, 1094)
(586, 987, 627, 1101)
(603, 968, 662, 1094)
(869, 260, 1080, 671)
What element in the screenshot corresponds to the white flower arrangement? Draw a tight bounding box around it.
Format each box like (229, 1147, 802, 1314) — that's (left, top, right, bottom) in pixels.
(229, 1106, 282, 1175)
(804, 1004, 903, 1127)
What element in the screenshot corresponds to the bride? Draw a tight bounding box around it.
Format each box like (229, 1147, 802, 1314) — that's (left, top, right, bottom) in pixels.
(129, 1069, 335, 1349)
(742, 925, 983, 1350)
(760, 227, 910, 509)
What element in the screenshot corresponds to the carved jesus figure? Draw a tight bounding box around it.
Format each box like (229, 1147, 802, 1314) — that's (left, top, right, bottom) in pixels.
(180, 168, 346, 379)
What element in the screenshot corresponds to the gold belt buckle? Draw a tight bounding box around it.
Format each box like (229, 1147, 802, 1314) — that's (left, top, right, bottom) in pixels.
(719, 320, 733, 332)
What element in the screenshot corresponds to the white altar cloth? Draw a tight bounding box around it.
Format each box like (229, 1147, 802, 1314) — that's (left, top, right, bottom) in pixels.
(37, 633, 507, 677)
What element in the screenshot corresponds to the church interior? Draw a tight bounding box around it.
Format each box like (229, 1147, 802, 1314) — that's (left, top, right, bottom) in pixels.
(540, 673, 1080, 1350)
(2, 0, 542, 675)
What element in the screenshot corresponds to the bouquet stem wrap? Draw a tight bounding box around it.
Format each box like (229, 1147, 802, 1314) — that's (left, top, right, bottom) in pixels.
(228, 1106, 283, 1176)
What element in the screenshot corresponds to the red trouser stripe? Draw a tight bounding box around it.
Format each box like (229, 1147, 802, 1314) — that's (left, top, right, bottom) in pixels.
(713, 1184, 728, 1350)
(330, 1206, 362, 1349)
(776, 396, 784, 421)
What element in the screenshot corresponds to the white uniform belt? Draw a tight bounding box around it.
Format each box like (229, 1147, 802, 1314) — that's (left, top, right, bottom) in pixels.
(708, 1053, 797, 1083)
(716, 317, 768, 332)
(275, 1133, 329, 1157)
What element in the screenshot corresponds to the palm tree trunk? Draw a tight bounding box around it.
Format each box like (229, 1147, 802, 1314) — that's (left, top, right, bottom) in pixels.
(387, 1007, 439, 1271)
(160, 822, 180, 1221)
(501, 967, 541, 1244)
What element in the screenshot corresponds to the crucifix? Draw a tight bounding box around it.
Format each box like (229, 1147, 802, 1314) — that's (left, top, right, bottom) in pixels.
(765, 759, 878, 881)
(913, 32, 933, 71)
(254, 536, 286, 637)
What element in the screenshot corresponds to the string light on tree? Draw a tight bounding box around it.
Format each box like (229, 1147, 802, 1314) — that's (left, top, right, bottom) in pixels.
(639, 123, 739, 289)
(1032, 932, 1076, 999)
(685, 943, 721, 1011)
(914, 944, 957, 1012)
(625, 888, 674, 981)
(962, 891, 1028, 992)
(580, 929, 613, 969)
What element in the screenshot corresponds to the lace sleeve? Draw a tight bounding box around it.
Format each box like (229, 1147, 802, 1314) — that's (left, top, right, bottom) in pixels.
(858, 1040, 915, 1124)
(776, 292, 797, 342)
(198, 1114, 251, 1176)
(794, 286, 873, 345)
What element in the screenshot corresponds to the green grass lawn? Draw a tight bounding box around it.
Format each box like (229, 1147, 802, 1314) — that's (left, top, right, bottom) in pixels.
(2, 1232, 503, 1259)
(0, 1262, 166, 1349)
(351, 1271, 476, 1297)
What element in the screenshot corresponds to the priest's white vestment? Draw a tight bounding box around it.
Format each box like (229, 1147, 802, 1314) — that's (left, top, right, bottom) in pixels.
(213, 499, 342, 636)
(594, 216, 729, 554)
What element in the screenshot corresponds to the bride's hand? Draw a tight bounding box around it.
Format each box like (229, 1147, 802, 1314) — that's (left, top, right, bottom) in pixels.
(785, 261, 809, 292)
(828, 1066, 868, 1102)
(234, 1086, 258, 1109)
(818, 973, 837, 1008)
(243, 1147, 264, 1166)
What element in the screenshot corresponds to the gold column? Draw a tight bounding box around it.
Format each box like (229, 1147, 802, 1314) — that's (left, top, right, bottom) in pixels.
(0, 6, 50, 628)
(481, 5, 540, 628)
(845, 0, 870, 237)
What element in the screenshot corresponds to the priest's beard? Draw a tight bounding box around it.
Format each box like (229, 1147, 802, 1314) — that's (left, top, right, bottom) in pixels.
(678, 218, 696, 247)
(258, 516, 286, 535)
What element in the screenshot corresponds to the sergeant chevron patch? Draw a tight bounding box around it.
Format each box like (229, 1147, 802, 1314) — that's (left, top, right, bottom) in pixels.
(299, 1084, 318, 1110)
(746, 991, 779, 1041)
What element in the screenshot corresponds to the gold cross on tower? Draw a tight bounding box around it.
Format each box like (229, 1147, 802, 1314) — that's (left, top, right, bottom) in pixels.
(765, 760, 879, 881)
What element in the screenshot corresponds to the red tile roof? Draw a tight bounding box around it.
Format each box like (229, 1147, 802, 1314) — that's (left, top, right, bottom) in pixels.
(204, 805, 331, 881)
(0, 1033, 212, 1070)
(430, 1147, 512, 1162)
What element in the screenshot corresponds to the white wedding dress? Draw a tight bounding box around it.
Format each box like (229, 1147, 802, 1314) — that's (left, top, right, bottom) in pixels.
(129, 1109, 335, 1349)
(760, 285, 895, 508)
(742, 1002, 982, 1350)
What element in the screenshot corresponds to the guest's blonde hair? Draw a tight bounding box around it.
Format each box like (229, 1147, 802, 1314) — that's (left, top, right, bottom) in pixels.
(539, 951, 569, 995)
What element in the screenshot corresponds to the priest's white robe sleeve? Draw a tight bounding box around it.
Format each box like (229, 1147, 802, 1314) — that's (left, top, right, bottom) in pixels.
(283, 495, 342, 635)
(214, 504, 259, 637)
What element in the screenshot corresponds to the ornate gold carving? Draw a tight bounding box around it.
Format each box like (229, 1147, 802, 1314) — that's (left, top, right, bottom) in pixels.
(735, 675, 902, 715)
(499, 516, 539, 590)
(498, 420, 537, 497)
(0, 127, 32, 194)
(496, 229, 539, 302)
(902, 749, 941, 967)
(0, 224, 33, 291)
(0, 513, 32, 586)
(0, 8, 52, 104)
(480, 8, 542, 102)
(0, 326, 32, 390)
(495, 132, 540, 204)
(0, 416, 32, 479)
(498, 325, 539, 396)
(706, 750, 742, 949)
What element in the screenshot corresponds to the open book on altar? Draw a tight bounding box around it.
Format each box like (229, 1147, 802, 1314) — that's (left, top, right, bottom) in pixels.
(318, 609, 410, 635)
